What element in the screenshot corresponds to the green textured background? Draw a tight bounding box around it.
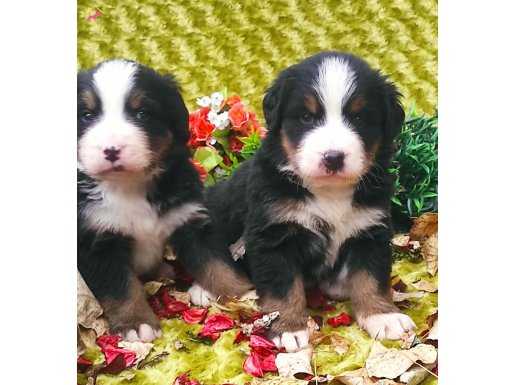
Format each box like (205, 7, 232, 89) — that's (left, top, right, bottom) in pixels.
(78, 0, 437, 116)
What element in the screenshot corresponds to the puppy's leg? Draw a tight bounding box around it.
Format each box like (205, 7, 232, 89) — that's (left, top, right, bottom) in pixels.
(79, 232, 160, 342)
(344, 231, 416, 340)
(347, 270, 415, 340)
(169, 218, 253, 306)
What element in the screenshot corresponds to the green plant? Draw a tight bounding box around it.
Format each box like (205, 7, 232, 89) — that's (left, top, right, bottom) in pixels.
(390, 112, 438, 219)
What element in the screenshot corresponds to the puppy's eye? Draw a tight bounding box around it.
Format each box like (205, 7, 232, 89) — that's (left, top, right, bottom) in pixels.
(80, 111, 95, 123)
(352, 114, 362, 123)
(135, 109, 149, 121)
(300, 112, 314, 124)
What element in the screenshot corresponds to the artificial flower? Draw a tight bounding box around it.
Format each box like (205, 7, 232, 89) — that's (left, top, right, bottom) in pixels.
(210, 92, 224, 111)
(228, 136, 243, 153)
(228, 101, 249, 130)
(196, 96, 211, 107)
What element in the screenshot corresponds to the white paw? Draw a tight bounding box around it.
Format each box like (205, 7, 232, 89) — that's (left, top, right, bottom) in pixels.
(123, 323, 161, 342)
(272, 329, 310, 353)
(188, 282, 215, 307)
(360, 313, 416, 340)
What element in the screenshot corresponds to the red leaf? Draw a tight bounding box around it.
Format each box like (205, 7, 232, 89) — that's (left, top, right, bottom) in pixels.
(182, 308, 208, 324)
(260, 351, 277, 372)
(77, 356, 92, 372)
(165, 300, 190, 316)
(96, 334, 137, 374)
(198, 313, 234, 340)
(243, 352, 264, 377)
(249, 334, 277, 351)
(173, 373, 201, 385)
(327, 312, 353, 327)
(233, 330, 249, 344)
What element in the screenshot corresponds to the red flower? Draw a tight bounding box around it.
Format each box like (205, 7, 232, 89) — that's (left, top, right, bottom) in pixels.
(173, 373, 201, 385)
(191, 159, 208, 183)
(228, 102, 249, 131)
(189, 107, 215, 148)
(224, 95, 242, 107)
(182, 308, 208, 324)
(228, 136, 243, 153)
(248, 111, 267, 137)
(96, 334, 137, 374)
(327, 312, 353, 327)
(198, 313, 235, 341)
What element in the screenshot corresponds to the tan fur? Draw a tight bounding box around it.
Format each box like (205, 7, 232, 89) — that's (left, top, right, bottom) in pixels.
(350, 95, 366, 113)
(81, 90, 96, 111)
(346, 270, 398, 322)
(197, 259, 253, 301)
(128, 89, 145, 110)
(260, 277, 308, 335)
(100, 273, 160, 333)
(304, 94, 320, 114)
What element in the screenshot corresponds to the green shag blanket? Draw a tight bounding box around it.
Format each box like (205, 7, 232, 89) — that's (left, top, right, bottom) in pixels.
(78, 0, 437, 115)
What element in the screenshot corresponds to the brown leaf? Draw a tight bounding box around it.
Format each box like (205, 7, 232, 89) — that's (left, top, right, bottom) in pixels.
(276, 347, 313, 378)
(411, 280, 438, 293)
(169, 289, 191, 304)
(392, 234, 410, 248)
(311, 332, 350, 355)
(392, 290, 425, 302)
(332, 368, 376, 385)
(409, 213, 438, 241)
(421, 233, 438, 276)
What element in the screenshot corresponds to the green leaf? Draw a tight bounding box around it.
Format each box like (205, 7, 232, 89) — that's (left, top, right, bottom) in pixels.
(193, 146, 223, 172)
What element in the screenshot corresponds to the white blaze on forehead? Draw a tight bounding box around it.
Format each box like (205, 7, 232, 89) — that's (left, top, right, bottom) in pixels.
(78, 60, 151, 176)
(314, 56, 356, 117)
(92, 60, 138, 113)
(294, 57, 366, 182)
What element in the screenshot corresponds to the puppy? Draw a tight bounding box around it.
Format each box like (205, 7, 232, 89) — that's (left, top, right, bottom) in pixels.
(78, 60, 251, 342)
(205, 52, 416, 352)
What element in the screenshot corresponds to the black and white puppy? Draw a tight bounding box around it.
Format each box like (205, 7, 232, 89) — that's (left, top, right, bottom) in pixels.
(205, 52, 416, 352)
(78, 59, 251, 342)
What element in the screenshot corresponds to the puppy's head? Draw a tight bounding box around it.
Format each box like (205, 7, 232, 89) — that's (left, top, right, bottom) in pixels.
(263, 52, 404, 188)
(77, 60, 189, 180)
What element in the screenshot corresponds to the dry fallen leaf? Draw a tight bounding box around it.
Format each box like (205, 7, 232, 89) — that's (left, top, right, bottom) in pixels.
(169, 289, 191, 304)
(163, 245, 177, 261)
(411, 280, 438, 293)
(399, 364, 436, 385)
(211, 293, 259, 318)
(421, 233, 438, 276)
(409, 213, 438, 241)
(118, 341, 153, 366)
(144, 281, 166, 296)
(392, 234, 410, 248)
(311, 332, 350, 355)
(392, 290, 425, 302)
(275, 347, 313, 378)
(426, 319, 438, 341)
(365, 342, 437, 379)
(333, 368, 376, 385)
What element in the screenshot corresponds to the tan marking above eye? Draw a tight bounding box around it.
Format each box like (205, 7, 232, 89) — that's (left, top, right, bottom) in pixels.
(350, 96, 367, 113)
(129, 90, 145, 109)
(304, 94, 320, 114)
(81, 90, 96, 110)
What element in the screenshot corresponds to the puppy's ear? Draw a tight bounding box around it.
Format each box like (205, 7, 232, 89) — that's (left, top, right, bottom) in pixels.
(162, 75, 190, 145)
(263, 75, 292, 132)
(382, 79, 405, 143)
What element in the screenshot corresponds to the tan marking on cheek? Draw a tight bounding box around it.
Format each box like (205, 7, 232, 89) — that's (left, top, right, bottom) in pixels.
(364, 141, 381, 170)
(350, 96, 367, 113)
(281, 131, 297, 164)
(129, 90, 145, 110)
(260, 277, 308, 334)
(99, 273, 160, 333)
(81, 90, 96, 110)
(345, 270, 398, 322)
(195, 259, 253, 301)
(304, 94, 319, 114)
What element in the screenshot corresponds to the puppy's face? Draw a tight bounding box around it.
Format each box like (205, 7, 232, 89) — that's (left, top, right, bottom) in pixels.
(77, 60, 189, 180)
(264, 53, 404, 187)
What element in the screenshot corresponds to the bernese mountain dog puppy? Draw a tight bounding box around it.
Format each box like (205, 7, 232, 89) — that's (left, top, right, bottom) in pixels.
(205, 52, 416, 352)
(78, 59, 251, 342)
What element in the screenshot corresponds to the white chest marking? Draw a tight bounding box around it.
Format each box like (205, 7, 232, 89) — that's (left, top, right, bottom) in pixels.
(272, 189, 386, 267)
(81, 182, 207, 274)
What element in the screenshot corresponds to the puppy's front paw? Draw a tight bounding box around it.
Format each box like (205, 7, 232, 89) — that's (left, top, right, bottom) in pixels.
(359, 312, 416, 340)
(123, 323, 162, 342)
(272, 329, 310, 353)
(188, 282, 216, 307)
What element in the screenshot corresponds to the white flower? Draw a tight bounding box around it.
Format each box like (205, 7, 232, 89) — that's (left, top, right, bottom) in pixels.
(210, 92, 224, 111)
(207, 109, 230, 129)
(208, 137, 217, 145)
(196, 96, 211, 107)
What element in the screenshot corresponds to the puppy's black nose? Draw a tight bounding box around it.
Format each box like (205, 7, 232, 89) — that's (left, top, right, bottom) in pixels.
(103, 147, 121, 163)
(322, 151, 345, 172)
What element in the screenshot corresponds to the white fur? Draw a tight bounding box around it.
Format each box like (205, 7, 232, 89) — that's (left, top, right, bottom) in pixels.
(272, 329, 310, 353)
(81, 180, 208, 274)
(273, 188, 386, 267)
(188, 282, 216, 307)
(78, 60, 152, 176)
(123, 323, 161, 342)
(295, 57, 365, 182)
(359, 312, 416, 340)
